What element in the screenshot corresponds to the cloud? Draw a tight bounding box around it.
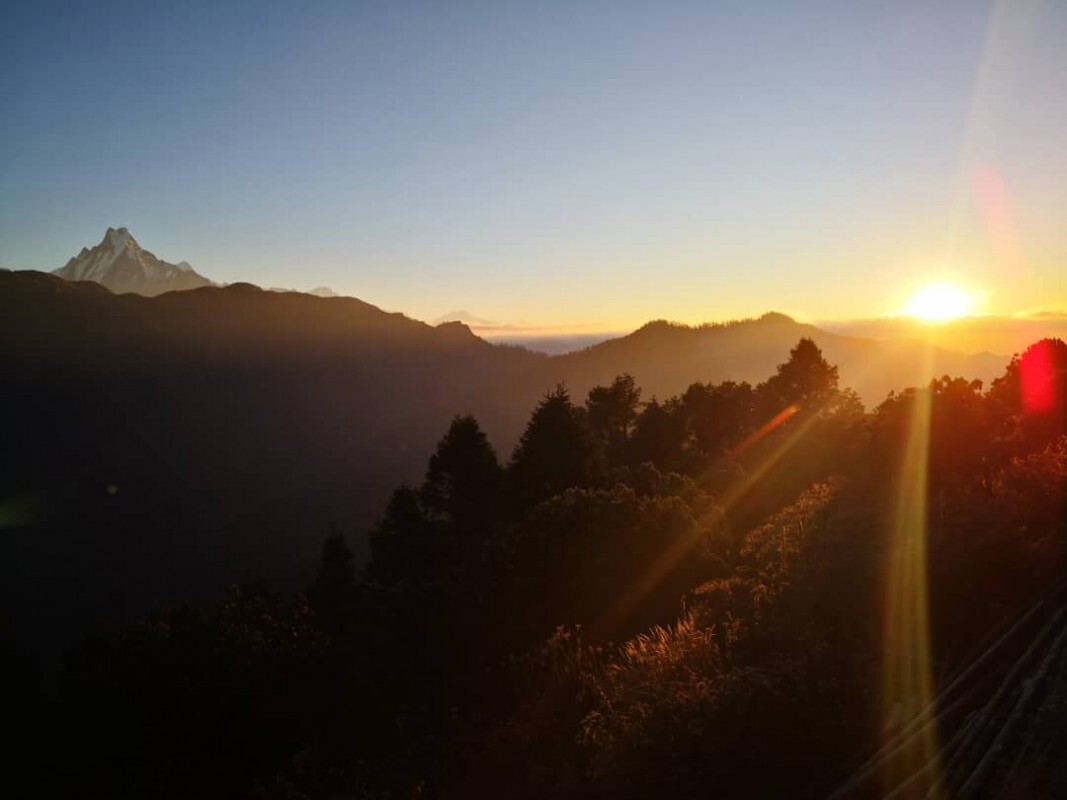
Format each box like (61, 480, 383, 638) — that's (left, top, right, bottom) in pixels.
(1021, 310, 1067, 321)
(428, 309, 625, 338)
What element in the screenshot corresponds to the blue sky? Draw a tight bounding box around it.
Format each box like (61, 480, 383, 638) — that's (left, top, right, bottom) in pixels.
(2, 1, 1064, 329)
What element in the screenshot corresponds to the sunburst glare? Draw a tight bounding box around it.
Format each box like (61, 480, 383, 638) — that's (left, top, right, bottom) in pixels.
(902, 283, 976, 322)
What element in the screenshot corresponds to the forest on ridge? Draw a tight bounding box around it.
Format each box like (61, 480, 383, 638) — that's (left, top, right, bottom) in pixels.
(8, 335, 1066, 799)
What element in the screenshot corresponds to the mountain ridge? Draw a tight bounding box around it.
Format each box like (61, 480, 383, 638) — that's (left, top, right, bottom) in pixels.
(3, 268, 1010, 408)
(0, 267, 1019, 660)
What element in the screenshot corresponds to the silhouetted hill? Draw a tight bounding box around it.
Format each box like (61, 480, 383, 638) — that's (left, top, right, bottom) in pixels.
(0, 271, 538, 657)
(537, 312, 1006, 409)
(0, 274, 1008, 658)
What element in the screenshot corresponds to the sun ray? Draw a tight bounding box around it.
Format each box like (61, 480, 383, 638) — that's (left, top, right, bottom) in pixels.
(593, 402, 815, 640)
(880, 345, 944, 796)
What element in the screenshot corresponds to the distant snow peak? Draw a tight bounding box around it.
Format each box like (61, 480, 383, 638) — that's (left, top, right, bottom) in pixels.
(430, 309, 499, 327)
(52, 227, 213, 296)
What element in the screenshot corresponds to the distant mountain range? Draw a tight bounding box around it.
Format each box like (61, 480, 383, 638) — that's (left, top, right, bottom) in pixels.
(0, 237, 1024, 658)
(53, 227, 214, 295)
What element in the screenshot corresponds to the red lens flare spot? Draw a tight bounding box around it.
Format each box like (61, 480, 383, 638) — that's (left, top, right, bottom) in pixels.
(1020, 340, 1056, 415)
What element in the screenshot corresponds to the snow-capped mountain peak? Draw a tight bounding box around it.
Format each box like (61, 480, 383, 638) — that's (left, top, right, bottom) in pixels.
(52, 227, 213, 296)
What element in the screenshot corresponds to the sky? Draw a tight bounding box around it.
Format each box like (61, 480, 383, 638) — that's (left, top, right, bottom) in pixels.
(2, 0, 1065, 332)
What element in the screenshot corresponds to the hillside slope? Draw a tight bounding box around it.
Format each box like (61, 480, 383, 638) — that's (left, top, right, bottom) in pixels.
(0, 272, 1009, 657)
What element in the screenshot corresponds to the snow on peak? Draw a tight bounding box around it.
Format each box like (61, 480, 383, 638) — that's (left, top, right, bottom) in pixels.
(104, 226, 137, 252)
(53, 227, 211, 295)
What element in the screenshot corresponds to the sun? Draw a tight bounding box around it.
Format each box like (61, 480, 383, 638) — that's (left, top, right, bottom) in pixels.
(902, 282, 975, 322)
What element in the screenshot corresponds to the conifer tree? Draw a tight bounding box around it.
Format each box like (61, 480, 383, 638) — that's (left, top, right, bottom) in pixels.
(757, 337, 839, 415)
(510, 384, 593, 511)
(586, 374, 641, 471)
(421, 414, 502, 537)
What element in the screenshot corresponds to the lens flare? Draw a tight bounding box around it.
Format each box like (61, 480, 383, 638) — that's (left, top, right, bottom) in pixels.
(1020, 340, 1057, 415)
(594, 404, 805, 640)
(881, 353, 944, 796)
